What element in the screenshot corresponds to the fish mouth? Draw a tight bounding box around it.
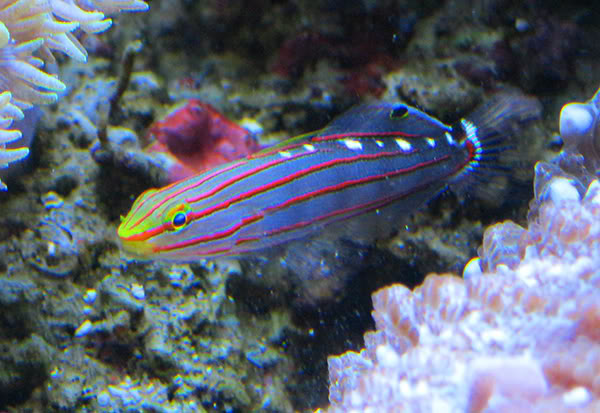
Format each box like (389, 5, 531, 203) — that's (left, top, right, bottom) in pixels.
(117, 225, 155, 259)
(118, 239, 156, 260)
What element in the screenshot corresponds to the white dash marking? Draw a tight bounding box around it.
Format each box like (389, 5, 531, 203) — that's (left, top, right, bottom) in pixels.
(395, 138, 412, 152)
(426, 137, 436, 148)
(279, 150, 292, 158)
(461, 118, 482, 162)
(342, 139, 363, 151)
(445, 132, 456, 145)
(461, 118, 478, 142)
(74, 320, 93, 337)
(375, 140, 384, 147)
(303, 143, 316, 152)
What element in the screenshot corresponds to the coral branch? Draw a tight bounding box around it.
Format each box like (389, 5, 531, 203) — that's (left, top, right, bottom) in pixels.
(0, 0, 148, 189)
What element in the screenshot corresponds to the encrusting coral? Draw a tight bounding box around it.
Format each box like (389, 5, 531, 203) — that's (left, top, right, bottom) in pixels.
(0, 0, 148, 189)
(323, 87, 600, 412)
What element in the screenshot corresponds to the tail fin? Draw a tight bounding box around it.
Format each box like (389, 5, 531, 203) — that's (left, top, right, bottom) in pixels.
(450, 92, 542, 200)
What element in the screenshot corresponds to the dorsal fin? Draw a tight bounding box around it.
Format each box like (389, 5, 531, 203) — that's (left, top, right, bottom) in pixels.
(250, 102, 452, 158)
(315, 102, 452, 138)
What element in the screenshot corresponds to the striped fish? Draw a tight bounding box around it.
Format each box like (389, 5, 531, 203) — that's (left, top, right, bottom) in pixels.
(118, 94, 540, 261)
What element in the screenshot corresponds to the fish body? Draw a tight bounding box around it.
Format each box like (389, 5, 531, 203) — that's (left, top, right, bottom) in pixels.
(118, 95, 540, 261)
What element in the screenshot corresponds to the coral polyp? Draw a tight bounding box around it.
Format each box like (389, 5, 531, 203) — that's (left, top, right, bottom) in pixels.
(560, 86, 600, 172)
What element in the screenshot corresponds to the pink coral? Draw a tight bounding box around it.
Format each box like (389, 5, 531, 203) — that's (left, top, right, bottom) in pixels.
(145, 99, 260, 183)
(324, 175, 600, 412)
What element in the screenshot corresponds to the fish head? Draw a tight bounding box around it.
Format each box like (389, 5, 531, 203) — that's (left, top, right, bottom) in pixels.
(117, 185, 197, 261)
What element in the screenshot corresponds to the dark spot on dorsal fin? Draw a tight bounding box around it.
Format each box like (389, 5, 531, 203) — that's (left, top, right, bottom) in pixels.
(389, 105, 408, 119)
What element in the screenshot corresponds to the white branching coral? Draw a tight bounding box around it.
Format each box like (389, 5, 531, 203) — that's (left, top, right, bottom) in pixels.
(324, 174, 600, 412)
(0, 90, 27, 190)
(0, 0, 148, 189)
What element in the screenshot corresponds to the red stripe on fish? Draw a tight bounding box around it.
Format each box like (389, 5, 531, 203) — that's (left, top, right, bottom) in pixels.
(310, 130, 419, 142)
(124, 222, 171, 242)
(152, 215, 264, 251)
(247, 142, 310, 159)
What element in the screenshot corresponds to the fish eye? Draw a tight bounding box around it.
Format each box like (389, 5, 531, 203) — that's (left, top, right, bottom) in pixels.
(164, 203, 191, 231)
(390, 106, 409, 119)
(172, 211, 187, 229)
